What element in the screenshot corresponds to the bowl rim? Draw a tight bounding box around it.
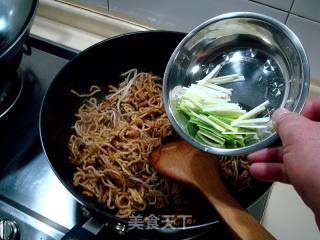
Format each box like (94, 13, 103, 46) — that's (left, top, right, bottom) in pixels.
(163, 12, 310, 156)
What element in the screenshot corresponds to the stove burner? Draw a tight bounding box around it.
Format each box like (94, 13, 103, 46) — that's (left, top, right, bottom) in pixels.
(0, 71, 23, 119)
(0, 219, 20, 240)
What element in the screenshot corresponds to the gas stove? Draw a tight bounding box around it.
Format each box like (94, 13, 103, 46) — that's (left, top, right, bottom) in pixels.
(0, 35, 269, 240)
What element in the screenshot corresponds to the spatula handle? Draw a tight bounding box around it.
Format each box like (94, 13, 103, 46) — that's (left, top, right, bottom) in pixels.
(203, 183, 275, 240)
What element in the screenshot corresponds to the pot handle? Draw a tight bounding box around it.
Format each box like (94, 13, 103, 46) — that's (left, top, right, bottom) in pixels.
(61, 225, 96, 240)
(61, 218, 105, 240)
(22, 38, 32, 56)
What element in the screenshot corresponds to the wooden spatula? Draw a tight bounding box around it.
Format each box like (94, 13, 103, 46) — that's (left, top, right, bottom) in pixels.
(151, 139, 275, 240)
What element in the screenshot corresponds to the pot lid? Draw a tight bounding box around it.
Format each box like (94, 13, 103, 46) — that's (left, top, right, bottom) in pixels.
(0, 0, 36, 56)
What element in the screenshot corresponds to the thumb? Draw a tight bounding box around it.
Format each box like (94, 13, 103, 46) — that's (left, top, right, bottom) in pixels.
(272, 108, 312, 147)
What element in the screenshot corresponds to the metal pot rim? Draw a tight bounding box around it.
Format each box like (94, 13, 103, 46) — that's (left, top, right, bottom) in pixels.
(0, 0, 39, 60)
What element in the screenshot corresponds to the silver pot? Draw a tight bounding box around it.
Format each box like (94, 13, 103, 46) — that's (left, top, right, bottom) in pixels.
(0, 0, 38, 71)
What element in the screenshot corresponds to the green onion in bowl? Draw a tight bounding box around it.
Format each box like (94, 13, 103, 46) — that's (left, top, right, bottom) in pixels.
(176, 72, 271, 148)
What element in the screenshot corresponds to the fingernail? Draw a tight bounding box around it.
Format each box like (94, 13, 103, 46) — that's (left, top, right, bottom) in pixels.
(272, 108, 290, 129)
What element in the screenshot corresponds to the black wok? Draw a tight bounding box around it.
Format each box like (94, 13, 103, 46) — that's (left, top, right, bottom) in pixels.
(40, 31, 270, 239)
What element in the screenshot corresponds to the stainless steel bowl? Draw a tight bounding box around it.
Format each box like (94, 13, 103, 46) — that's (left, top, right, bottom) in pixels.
(163, 12, 310, 156)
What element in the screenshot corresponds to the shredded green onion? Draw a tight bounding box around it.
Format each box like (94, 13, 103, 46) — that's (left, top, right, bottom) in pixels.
(176, 72, 271, 148)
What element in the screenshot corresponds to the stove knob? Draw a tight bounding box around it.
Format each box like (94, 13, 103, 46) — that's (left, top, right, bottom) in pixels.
(0, 220, 20, 240)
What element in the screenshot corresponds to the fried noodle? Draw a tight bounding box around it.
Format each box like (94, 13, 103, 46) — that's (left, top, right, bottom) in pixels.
(69, 69, 177, 218)
(69, 68, 252, 219)
(219, 156, 252, 192)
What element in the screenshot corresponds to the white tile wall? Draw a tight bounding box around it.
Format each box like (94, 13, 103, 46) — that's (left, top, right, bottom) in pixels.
(286, 14, 320, 81)
(109, 0, 287, 32)
(250, 0, 293, 11)
(291, 0, 320, 22)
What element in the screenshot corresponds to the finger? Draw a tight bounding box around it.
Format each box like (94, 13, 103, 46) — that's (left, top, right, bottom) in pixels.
(302, 97, 320, 121)
(272, 108, 313, 147)
(247, 147, 283, 163)
(250, 163, 290, 184)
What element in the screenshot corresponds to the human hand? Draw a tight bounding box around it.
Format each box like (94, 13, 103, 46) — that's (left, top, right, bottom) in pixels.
(248, 97, 320, 222)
